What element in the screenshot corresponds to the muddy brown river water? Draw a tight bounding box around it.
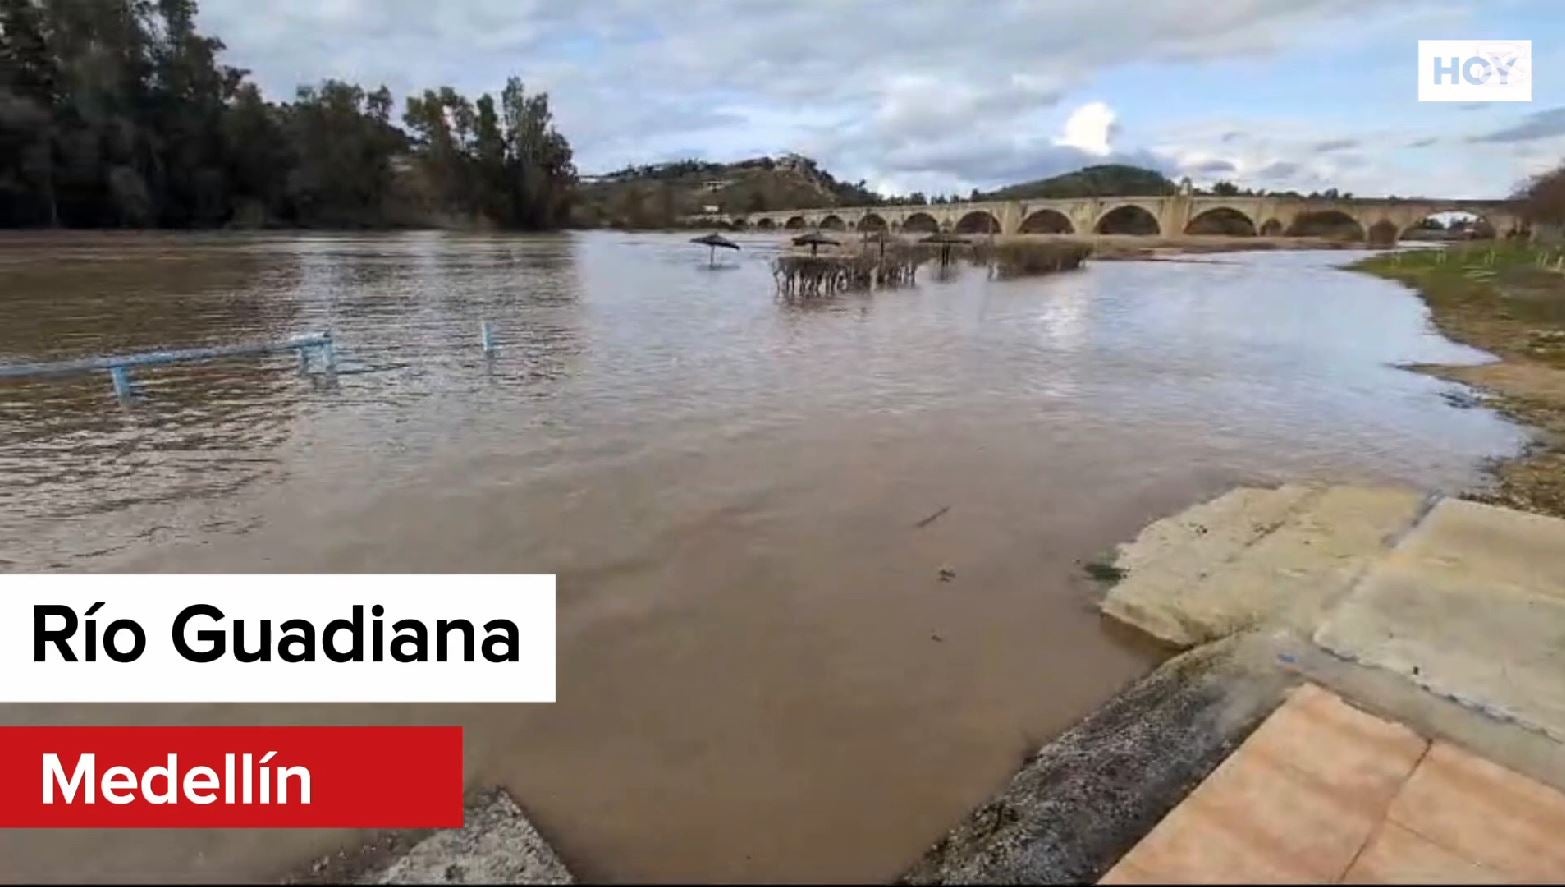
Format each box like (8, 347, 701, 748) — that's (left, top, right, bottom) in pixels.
(0, 231, 1527, 882)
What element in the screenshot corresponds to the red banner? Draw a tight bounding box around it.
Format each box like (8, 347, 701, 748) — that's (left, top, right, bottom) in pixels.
(0, 726, 463, 828)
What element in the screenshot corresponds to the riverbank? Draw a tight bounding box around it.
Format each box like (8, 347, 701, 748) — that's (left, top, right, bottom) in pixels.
(1354, 244, 1565, 518)
(914, 484, 1565, 883)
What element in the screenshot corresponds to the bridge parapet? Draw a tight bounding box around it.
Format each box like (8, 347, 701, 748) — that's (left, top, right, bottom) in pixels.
(694, 194, 1523, 241)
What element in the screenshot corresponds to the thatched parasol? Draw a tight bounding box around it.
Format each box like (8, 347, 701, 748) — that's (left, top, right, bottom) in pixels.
(792, 231, 840, 256)
(691, 232, 741, 267)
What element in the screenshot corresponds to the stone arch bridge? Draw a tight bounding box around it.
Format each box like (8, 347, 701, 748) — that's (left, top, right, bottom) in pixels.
(691, 194, 1522, 242)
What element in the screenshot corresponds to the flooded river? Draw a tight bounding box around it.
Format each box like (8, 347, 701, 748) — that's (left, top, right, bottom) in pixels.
(0, 231, 1526, 882)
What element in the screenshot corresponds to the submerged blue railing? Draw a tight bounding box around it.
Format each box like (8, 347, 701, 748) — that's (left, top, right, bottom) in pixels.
(0, 332, 336, 401)
(0, 320, 507, 404)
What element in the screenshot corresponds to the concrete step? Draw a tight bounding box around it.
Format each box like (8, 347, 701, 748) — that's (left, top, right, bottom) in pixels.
(1100, 485, 1320, 645)
(1101, 485, 1429, 647)
(1315, 498, 1565, 745)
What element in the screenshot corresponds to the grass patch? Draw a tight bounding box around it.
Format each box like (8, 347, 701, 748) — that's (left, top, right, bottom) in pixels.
(973, 241, 1092, 278)
(1355, 243, 1565, 518)
(1082, 555, 1127, 584)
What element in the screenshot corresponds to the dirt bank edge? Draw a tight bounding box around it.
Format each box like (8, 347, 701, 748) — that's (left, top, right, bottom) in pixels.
(1355, 246, 1565, 519)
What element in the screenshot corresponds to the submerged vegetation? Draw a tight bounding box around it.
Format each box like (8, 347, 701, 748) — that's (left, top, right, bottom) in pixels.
(980, 241, 1093, 278)
(769, 236, 1093, 298)
(0, 0, 576, 229)
(772, 252, 922, 298)
(1356, 244, 1565, 518)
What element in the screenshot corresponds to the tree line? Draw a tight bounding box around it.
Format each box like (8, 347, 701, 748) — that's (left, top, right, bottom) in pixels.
(0, 0, 576, 229)
(1517, 161, 1565, 229)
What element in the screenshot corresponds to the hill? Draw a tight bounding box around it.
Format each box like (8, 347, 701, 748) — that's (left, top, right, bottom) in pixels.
(571, 158, 1182, 228)
(570, 154, 882, 228)
(983, 164, 1177, 200)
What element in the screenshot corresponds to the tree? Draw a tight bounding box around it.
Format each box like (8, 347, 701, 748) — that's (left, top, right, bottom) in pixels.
(1211, 180, 1240, 196)
(222, 82, 289, 224)
(404, 87, 475, 214)
(1516, 162, 1565, 226)
(39, 0, 161, 226)
(0, 0, 59, 224)
(0, 1, 580, 231)
(148, 0, 246, 225)
(499, 77, 575, 228)
(286, 80, 399, 226)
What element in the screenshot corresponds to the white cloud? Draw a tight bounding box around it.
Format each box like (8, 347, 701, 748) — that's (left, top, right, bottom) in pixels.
(1055, 102, 1117, 157)
(191, 0, 1540, 198)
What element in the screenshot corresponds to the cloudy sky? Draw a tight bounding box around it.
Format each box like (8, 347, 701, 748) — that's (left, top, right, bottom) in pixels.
(197, 0, 1564, 199)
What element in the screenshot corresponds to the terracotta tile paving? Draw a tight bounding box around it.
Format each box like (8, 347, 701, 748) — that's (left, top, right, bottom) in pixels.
(1387, 741, 1565, 882)
(1342, 821, 1503, 884)
(1100, 684, 1565, 885)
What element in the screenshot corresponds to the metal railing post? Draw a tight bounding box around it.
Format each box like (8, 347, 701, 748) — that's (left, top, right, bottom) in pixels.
(109, 365, 133, 401)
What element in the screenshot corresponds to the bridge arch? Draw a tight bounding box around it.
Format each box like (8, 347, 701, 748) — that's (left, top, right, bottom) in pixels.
(819, 214, 846, 231)
(1095, 204, 1161, 235)
(859, 213, 888, 231)
(756, 217, 777, 230)
(784, 215, 807, 230)
(954, 209, 1001, 234)
(1019, 208, 1074, 234)
(1367, 220, 1400, 246)
(1400, 209, 1498, 241)
(730, 217, 749, 229)
(1185, 206, 1257, 236)
(1286, 209, 1365, 241)
(1260, 219, 1283, 237)
(902, 212, 939, 233)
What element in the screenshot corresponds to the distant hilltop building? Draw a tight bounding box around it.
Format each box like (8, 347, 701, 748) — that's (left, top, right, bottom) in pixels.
(776, 153, 814, 172)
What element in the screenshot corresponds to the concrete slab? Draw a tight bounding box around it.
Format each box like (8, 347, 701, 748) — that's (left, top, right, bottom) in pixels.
(1111, 485, 1319, 578)
(1103, 486, 1428, 647)
(1314, 498, 1565, 744)
(366, 790, 573, 885)
(1100, 486, 1320, 646)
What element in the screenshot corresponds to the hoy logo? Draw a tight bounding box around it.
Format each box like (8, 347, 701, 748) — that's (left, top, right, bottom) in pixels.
(1418, 40, 1532, 102)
